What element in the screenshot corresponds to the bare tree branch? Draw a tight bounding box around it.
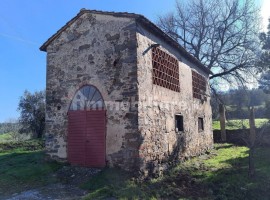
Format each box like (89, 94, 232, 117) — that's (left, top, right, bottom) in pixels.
(157, 0, 262, 85)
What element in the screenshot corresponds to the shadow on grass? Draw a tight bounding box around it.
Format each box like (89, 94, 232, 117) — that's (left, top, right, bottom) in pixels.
(202, 148, 270, 200)
(81, 167, 210, 199)
(214, 143, 234, 150)
(81, 146, 270, 200)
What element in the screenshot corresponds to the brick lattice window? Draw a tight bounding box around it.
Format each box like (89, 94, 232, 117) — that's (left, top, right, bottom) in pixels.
(152, 47, 180, 92)
(192, 71, 207, 99)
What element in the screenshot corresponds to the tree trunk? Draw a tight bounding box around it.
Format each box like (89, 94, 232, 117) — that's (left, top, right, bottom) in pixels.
(37, 126, 43, 138)
(249, 147, 255, 178)
(33, 129, 42, 139)
(37, 131, 43, 138)
(219, 104, 226, 142)
(248, 107, 256, 178)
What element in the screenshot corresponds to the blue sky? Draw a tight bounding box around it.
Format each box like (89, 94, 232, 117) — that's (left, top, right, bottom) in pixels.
(0, 0, 268, 122)
(0, 0, 177, 122)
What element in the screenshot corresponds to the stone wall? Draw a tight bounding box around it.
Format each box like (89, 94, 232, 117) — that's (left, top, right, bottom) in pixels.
(44, 11, 213, 174)
(214, 129, 270, 146)
(136, 25, 213, 175)
(45, 12, 139, 170)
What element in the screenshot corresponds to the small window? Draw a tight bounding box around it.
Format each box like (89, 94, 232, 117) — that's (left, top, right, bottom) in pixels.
(198, 117, 204, 131)
(175, 115, 184, 132)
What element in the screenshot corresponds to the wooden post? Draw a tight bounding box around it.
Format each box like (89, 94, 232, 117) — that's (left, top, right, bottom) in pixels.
(248, 107, 256, 178)
(219, 104, 226, 142)
(249, 107, 256, 146)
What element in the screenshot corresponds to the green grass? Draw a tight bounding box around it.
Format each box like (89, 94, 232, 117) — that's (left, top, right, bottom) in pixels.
(1, 138, 269, 199)
(82, 144, 270, 200)
(0, 132, 13, 142)
(212, 118, 269, 130)
(0, 139, 63, 196)
(81, 168, 151, 199)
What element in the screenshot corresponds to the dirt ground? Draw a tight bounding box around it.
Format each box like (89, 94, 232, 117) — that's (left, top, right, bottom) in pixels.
(4, 183, 87, 200)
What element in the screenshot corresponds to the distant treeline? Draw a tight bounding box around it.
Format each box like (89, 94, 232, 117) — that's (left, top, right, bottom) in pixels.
(0, 123, 20, 134)
(211, 88, 270, 120)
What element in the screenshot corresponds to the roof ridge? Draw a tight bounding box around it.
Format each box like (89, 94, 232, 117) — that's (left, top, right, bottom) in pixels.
(80, 9, 143, 18)
(40, 9, 212, 75)
(40, 9, 143, 52)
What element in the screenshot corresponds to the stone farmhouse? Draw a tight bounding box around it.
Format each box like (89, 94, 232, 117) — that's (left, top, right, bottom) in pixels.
(40, 9, 213, 175)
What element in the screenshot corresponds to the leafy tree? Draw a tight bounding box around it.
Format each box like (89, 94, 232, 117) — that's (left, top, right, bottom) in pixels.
(231, 88, 249, 111)
(260, 18, 270, 50)
(259, 18, 270, 93)
(18, 90, 45, 138)
(264, 100, 270, 119)
(211, 88, 270, 119)
(259, 72, 270, 93)
(249, 89, 266, 106)
(158, 0, 261, 86)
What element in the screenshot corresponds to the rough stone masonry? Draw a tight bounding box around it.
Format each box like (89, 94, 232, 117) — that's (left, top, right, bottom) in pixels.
(40, 9, 213, 175)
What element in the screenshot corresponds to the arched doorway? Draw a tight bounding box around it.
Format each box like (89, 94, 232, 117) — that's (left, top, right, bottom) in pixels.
(68, 85, 106, 167)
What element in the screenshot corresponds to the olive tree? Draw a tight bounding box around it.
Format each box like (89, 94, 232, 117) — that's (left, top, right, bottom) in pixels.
(18, 90, 45, 138)
(259, 18, 270, 93)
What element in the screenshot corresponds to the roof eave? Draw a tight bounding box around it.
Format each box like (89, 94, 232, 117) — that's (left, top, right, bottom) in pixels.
(135, 17, 213, 75)
(40, 10, 87, 52)
(39, 9, 143, 52)
(39, 9, 212, 75)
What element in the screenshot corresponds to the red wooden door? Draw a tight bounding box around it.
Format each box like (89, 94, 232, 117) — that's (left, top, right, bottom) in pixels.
(68, 111, 86, 166)
(68, 110, 106, 167)
(85, 110, 106, 167)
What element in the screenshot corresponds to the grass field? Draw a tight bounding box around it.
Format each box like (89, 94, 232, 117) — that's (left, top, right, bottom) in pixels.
(0, 139, 63, 197)
(1, 135, 270, 199)
(81, 144, 270, 200)
(212, 118, 269, 130)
